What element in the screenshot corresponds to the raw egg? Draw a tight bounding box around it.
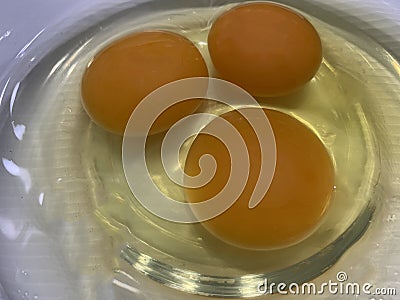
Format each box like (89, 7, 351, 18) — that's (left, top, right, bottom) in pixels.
(208, 2, 322, 97)
(81, 31, 208, 135)
(184, 108, 334, 250)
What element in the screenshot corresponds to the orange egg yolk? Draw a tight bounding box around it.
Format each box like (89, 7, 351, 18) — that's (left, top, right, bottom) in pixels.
(184, 108, 334, 250)
(208, 2, 322, 97)
(81, 31, 208, 135)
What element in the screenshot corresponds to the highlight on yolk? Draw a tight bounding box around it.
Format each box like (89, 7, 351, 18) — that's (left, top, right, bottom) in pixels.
(208, 2, 322, 97)
(81, 31, 208, 135)
(184, 108, 334, 250)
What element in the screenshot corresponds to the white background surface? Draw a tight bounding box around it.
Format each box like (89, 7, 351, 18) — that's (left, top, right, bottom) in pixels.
(1, 0, 400, 72)
(1, 1, 400, 300)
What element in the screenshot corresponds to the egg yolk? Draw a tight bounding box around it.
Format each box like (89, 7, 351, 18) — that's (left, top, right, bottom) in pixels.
(208, 2, 322, 97)
(81, 31, 208, 135)
(184, 108, 334, 250)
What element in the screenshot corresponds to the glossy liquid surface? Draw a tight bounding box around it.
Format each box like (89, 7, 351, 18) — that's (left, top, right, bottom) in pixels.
(11, 5, 380, 273)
